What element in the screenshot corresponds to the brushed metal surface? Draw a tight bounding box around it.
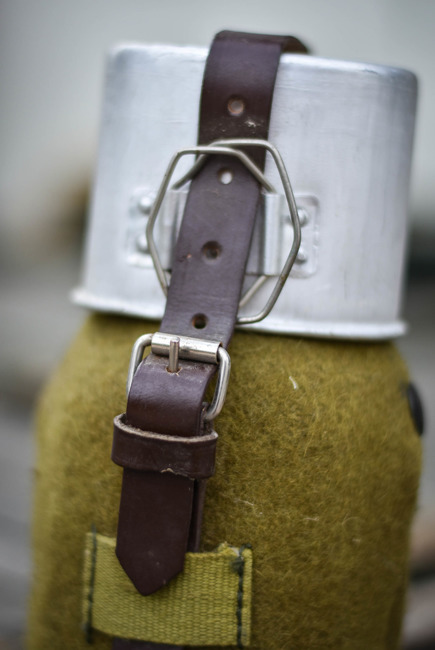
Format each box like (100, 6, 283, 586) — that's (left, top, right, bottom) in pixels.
(73, 44, 418, 339)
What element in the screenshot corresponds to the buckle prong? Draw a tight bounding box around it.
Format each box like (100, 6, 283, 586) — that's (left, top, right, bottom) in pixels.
(167, 337, 180, 373)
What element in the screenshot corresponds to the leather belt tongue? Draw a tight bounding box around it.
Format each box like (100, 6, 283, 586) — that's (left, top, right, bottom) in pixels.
(112, 30, 308, 649)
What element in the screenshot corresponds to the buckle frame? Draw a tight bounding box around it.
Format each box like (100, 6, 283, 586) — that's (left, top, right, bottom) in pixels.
(146, 138, 301, 325)
(126, 332, 231, 422)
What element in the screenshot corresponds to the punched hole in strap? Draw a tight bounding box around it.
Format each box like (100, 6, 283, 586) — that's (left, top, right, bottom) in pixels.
(202, 241, 222, 261)
(227, 96, 246, 116)
(192, 314, 208, 329)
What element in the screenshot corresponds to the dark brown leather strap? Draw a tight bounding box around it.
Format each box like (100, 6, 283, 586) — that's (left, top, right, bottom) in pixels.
(112, 30, 307, 649)
(199, 30, 308, 166)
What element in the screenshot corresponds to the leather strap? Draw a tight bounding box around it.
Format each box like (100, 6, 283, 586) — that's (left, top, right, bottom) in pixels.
(198, 30, 308, 166)
(112, 30, 307, 649)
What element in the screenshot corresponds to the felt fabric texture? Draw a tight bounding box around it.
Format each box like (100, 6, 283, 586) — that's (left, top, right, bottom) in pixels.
(83, 533, 252, 646)
(27, 314, 421, 650)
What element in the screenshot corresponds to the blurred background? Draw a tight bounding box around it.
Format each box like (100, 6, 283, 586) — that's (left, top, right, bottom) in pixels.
(1, 0, 434, 648)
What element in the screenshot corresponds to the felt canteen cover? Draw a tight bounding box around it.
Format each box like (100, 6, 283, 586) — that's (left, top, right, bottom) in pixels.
(28, 317, 421, 649)
(28, 32, 421, 650)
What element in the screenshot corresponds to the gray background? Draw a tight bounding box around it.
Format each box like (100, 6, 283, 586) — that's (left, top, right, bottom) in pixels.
(1, 1, 434, 648)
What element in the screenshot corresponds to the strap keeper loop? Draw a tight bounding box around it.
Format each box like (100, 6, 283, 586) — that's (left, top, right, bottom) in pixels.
(112, 414, 218, 479)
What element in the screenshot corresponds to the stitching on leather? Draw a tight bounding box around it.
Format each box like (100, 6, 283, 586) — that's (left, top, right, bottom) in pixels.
(85, 524, 98, 644)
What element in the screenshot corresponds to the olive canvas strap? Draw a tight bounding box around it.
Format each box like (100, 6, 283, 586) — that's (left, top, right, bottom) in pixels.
(111, 30, 307, 649)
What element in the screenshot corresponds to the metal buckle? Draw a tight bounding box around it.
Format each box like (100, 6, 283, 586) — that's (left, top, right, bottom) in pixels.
(126, 332, 231, 422)
(146, 138, 301, 325)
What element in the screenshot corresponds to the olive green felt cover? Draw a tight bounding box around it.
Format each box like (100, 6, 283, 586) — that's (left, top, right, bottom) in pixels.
(27, 314, 421, 649)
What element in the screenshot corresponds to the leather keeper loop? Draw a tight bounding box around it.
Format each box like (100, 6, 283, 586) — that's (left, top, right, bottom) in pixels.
(112, 414, 218, 479)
